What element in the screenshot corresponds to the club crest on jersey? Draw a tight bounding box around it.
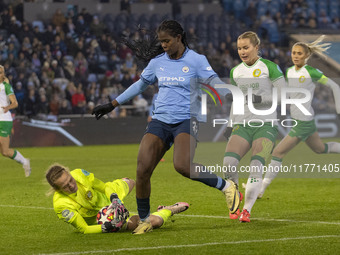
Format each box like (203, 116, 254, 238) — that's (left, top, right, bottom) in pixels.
(62, 209, 74, 221)
(233, 125, 240, 131)
(253, 69, 261, 77)
(299, 76, 306, 83)
(86, 191, 93, 200)
(182, 66, 189, 73)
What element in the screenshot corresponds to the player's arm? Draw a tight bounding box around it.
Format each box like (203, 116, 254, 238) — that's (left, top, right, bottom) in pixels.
(56, 208, 102, 234)
(91, 79, 150, 120)
(2, 83, 18, 113)
(318, 75, 340, 114)
(261, 76, 286, 104)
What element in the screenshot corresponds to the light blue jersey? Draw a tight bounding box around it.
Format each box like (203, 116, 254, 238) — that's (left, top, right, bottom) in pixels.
(116, 48, 217, 124)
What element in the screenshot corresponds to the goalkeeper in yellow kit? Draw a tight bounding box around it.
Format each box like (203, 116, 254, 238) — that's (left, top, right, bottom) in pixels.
(46, 163, 189, 234)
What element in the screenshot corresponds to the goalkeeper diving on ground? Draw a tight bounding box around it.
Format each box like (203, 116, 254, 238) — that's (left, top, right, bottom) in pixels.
(45, 163, 189, 234)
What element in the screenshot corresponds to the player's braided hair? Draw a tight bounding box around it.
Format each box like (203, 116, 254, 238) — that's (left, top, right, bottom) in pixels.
(45, 163, 69, 190)
(293, 35, 331, 62)
(121, 20, 188, 65)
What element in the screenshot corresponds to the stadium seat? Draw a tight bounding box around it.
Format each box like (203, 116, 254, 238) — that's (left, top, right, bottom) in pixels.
(269, 1, 280, 17)
(233, 0, 245, 20)
(87, 73, 97, 83)
(257, 2, 268, 19)
(128, 13, 139, 30)
(115, 20, 127, 34)
(329, 1, 339, 19)
(32, 20, 44, 32)
(64, 55, 74, 62)
(138, 14, 150, 29)
(221, 0, 234, 13)
(0, 29, 8, 40)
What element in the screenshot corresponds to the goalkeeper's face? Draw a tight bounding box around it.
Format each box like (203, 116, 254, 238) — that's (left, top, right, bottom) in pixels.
(54, 172, 78, 194)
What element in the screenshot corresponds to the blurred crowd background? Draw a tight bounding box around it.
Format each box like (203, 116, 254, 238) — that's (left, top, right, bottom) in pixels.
(0, 0, 338, 120)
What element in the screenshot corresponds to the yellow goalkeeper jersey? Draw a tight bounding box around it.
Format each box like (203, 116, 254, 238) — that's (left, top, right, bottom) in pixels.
(52, 169, 129, 234)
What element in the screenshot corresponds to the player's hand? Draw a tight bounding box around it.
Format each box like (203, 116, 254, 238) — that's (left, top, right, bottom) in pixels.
(92, 103, 115, 120)
(101, 221, 115, 233)
(225, 93, 233, 103)
(246, 94, 262, 104)
(107, 193, 122, 210)
(224, 126, 233, 140)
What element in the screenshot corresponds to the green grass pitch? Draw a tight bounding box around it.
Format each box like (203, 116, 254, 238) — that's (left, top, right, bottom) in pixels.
(0, 141, 339, 255)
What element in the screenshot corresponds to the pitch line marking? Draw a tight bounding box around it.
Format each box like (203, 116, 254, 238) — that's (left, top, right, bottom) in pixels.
(38, 235, 340, 255)
(1, 204, 340, 226)
(179, 214, 340, 225)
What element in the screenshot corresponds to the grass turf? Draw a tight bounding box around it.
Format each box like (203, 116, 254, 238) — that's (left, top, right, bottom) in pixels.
(0, 141, 339, 254)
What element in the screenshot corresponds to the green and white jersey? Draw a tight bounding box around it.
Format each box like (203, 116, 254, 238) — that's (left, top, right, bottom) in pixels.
(0, 82, 14, 121)
(286, 65, 325, 121)
(230, 58, 284, 124)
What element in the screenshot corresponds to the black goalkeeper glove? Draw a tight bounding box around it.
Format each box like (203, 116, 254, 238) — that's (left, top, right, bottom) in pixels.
(224, 126, 233, 140)
(92, 103, 115, 120)
(225, 93, 233, 103)
(246, 94, 262, 104)
(101, 221, 116, 233)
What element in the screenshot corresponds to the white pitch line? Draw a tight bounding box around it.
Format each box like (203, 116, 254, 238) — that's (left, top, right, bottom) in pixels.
(38, 235, 340, 255)
(179, 214, 340, 225)
(0, 204, 53, 210)
(1, 204, 340, 225)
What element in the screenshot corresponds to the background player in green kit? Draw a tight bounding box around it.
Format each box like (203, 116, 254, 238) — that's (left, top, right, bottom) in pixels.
(259, 36, 340, 198)
(46, 163, 189, 234)
(0, 65, 31, 177)
(223, 31, 287, 222)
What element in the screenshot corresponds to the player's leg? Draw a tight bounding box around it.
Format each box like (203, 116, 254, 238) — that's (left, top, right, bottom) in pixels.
(240, 130, 275, 223)
(173, 128, 240, 214)
(122, 178, 135, 195)
(260, 135, 300, 198)
(223, 133, 251, 186)
(127, 203, 189, 231)
(133, 133, 167, 234)
(0, 135, 31, 177)
(223, 135, 250, 219)
(306, 132, 340, 154)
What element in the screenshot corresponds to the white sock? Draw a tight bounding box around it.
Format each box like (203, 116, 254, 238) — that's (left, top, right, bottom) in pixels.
(326, 142, 340, 153)
(13, 150, 27, 165)
(243, 159, 263, 213)
(260, 158, 282, 196)
(223, 156, 240, 186)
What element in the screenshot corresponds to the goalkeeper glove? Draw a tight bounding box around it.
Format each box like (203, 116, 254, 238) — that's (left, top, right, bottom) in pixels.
(224, 126, 233, 140)
(225, 93, 233, 103)
(246, 94, 262, 104)
(92, 103, 115, 120)
(101, 221, 116, 233)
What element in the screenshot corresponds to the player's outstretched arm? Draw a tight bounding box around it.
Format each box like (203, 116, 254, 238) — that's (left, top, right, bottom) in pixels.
(61, 210, 103, 234)
(92, 79, 149, 120)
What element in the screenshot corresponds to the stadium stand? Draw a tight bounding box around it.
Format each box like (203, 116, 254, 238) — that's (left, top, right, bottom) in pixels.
(0, 0, 339, 121)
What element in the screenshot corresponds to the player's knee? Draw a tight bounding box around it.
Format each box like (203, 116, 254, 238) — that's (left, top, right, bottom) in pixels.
(312, 147, 325, 154)
(272, 148, 284, 159)
(173, 160, 190, 177)
(1, 150, 11, 158)
(136, 161, 153, 180)
(150, 215, 163, 228)
(123, 178, 136, 190)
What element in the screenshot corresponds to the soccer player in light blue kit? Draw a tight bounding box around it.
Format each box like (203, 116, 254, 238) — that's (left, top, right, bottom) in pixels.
(92, 20, 240, 234)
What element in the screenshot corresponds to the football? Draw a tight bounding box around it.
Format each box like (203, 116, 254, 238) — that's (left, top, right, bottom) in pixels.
(96, 199, 130, 232)
(96, 205, 114, 225)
